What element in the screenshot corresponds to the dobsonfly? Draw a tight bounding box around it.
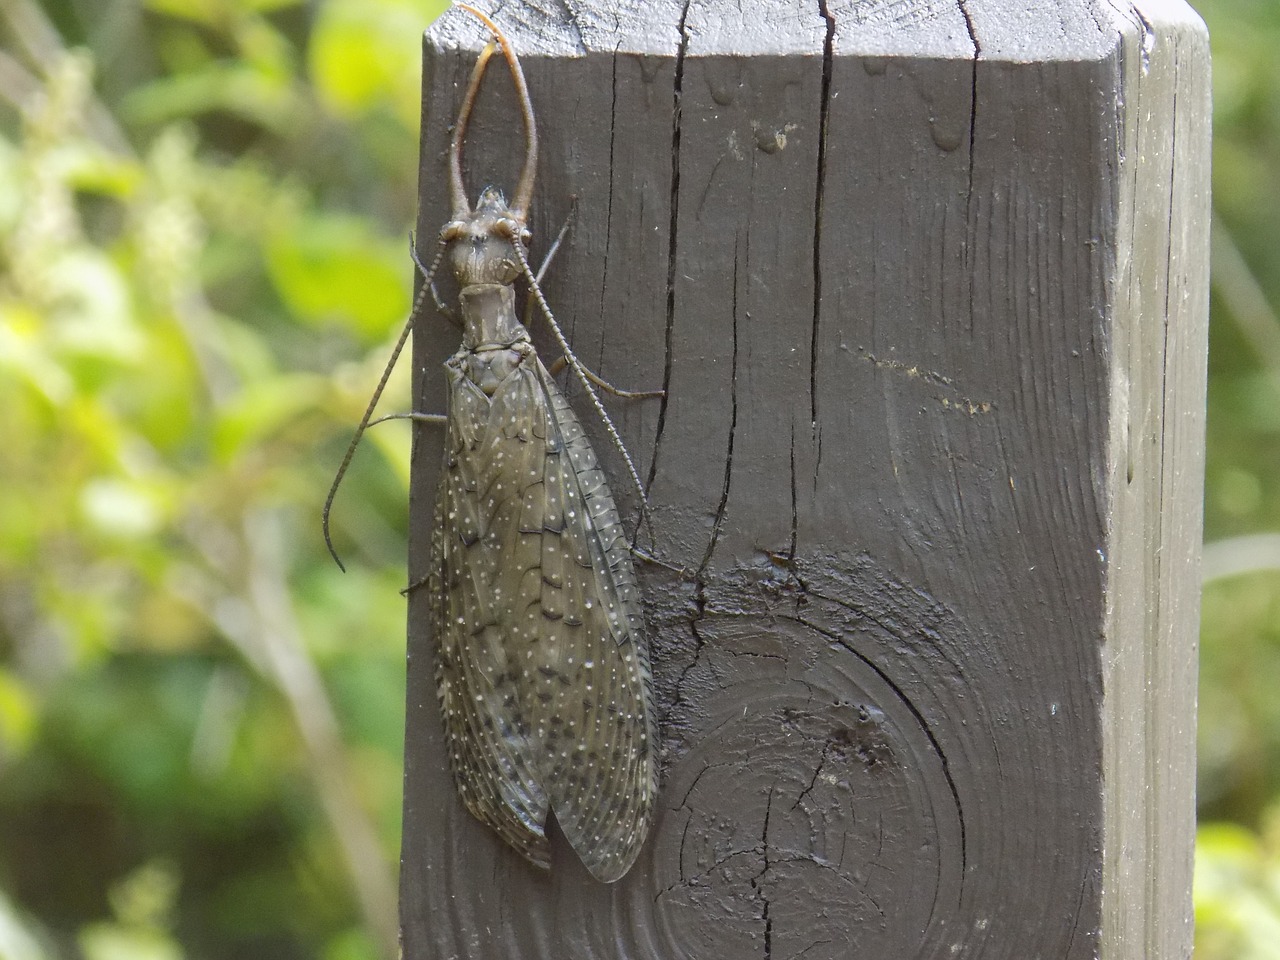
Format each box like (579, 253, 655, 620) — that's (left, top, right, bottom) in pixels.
(323, 3, 659, 882)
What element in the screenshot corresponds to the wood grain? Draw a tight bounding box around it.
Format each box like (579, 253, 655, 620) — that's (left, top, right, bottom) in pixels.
(401, 2, 1209, 957)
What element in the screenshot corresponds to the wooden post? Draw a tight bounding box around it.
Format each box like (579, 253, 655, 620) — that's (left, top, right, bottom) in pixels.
(401, 2, 1210, 957)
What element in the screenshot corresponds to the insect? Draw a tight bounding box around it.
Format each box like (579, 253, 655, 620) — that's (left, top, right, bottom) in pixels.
(323, 4, 658, 882)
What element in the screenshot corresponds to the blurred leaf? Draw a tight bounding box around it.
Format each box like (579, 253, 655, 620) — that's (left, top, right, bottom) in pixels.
(124, 63, 303, 133)
(0, 671, 38, 757)
(1199, 571, 1280, 813)
(264, 213, 408, 339)
(144, 0, 224, 24)
(0, 305, 75, 402)
(47, 249, 140, 358)
(309, 0, 449, 127)
(322, 926, 380, 960)
(0, 4, 420, 956)
(144, 0, 305, 28)
(0, 140, 25, 233)
(78, 860, 184, 960)
(0, 892, 49, 960)
(79, 477, 170, 540)
(80, 926, 183, 960)
(212, 372, 328, 462)
(41, 143, 140, 198)
(108, 861, 180, 930)
(1197, 817, 1280, 960)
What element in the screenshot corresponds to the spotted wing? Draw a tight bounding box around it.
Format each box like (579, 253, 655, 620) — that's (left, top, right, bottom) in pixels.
(431, 360, 552, 869)
(430, 351, 656, 882)
(523, 361, 657, 882)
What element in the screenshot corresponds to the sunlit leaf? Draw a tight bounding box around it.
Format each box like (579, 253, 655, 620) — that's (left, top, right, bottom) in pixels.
(0, 671, 37, 756)
(79, 924, 183, 960)
(212, 372, 328, 461)
(80, 478, 168, 540)
(47, 249, 141, 360)
(37, 143, 141, 198)
(0, 140, 23, 233)
(322, 926, 380, 960)
(144, 0, 223, 25)
(124, 64, 303, 134)
(309, 0, 449, 127)
(264, 212, 408, 339)
(1197, 820, 1280, 960)
(0, 892, 49, 960)
(233, 14, 297, 75)
(109, 861, 181, 930)
(0, 305, 75, 403)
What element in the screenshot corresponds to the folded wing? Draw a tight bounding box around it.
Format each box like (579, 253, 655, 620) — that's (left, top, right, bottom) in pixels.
(430, 353, 656, 882)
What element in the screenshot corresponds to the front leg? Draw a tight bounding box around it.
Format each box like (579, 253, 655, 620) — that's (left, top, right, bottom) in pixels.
(368, 412, 448, 427)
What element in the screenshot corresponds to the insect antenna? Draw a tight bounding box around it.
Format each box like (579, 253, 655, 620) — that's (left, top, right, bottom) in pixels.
(322, 240, 447, 571)
(448, 36, 497, 218)
(454, 3, 538, 220)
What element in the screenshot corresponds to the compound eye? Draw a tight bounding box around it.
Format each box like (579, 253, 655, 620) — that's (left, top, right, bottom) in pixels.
(440, 221, 467, 242)
(519, 227, 533, 245)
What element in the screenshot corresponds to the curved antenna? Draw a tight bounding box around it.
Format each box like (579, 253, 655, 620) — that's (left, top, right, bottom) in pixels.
(448, 39, 497, 219)
(323, 240, 448, 570)
(454, 3, 539, 221)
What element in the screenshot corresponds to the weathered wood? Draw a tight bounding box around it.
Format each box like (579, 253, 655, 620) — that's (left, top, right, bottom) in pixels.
(400, 2, 1210, 958)
(1100, 2, 1209, 955)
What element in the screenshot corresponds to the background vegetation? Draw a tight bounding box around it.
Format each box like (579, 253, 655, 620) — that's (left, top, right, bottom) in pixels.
(0, 0, 1274, 957)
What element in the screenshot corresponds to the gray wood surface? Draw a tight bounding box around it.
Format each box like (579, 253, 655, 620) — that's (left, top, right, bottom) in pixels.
(1100, 1, 1210, 955)
(401, 2, 1210, 957)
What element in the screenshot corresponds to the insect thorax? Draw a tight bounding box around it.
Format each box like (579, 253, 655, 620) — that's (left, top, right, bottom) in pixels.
(452, 283, 532, 396)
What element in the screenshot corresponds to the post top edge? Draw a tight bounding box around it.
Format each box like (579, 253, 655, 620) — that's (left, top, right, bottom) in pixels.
(423, 0, 1204, 62)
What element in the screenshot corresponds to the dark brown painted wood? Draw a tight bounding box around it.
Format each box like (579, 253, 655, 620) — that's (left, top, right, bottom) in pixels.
(401, 2, 1209, 957)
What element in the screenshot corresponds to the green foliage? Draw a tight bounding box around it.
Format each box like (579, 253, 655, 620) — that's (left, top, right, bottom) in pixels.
(1194, 0, 1280, 952)
(1200, 0, 1280, 547)
(78, 862, 183, 960)
(1197, 816, 1280, 960)
(0, 891, 50, 960)
(0, 0, 445, 956)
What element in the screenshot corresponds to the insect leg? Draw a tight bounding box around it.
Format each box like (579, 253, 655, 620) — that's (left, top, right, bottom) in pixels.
(410, 233, 456, 325)
(533, 197, 577, 285)
(323, 239, 448, 571)
(527, 204, 663, 399)
(368, 412, 448, 427)
(630, 544, 698, 581)
(520, 199, 576, 336)
(400, 573, 430, 598)
(543, 356, 664, 399)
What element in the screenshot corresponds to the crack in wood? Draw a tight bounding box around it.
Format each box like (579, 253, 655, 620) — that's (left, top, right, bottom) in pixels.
(644, 0, 690, 498)
(810, 0, 835, 437)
